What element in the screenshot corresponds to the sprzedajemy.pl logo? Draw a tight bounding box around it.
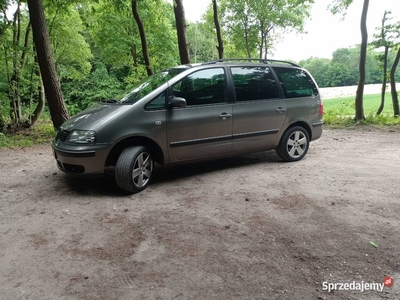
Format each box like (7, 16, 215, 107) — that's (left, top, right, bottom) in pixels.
(322, 276, 393, 293)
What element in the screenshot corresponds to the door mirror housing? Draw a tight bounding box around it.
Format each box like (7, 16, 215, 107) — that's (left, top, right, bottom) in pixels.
(168, 97, 187, 109)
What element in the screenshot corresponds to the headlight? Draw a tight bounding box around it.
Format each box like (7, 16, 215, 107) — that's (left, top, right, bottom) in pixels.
(67, 130, 96, 143)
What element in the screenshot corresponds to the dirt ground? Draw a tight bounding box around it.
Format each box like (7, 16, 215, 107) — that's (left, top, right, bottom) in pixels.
(1, 126, 400, 300)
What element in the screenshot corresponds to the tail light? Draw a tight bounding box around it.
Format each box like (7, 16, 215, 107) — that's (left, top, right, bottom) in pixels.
(319, 100, 324, 116)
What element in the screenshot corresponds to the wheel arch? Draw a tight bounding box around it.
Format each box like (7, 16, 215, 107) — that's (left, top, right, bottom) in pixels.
(285, 121, 312, 141)
(105, 136, 164, 168)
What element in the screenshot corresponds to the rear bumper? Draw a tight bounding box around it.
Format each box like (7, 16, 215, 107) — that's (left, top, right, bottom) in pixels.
(52, 141, 112, 175)
(311, 121, 323, 141)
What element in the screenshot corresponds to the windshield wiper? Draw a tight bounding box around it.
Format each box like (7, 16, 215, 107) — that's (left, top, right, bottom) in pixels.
(101, 99, 120, 104)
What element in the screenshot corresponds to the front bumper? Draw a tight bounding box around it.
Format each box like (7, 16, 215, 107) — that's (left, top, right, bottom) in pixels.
(52, 140, 112, 175)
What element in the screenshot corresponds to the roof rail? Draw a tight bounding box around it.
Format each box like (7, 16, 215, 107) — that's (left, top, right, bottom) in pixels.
(202, 58, 300, 67)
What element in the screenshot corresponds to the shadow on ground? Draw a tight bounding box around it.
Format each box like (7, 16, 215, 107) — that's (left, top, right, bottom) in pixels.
(62, 150, 281, 196)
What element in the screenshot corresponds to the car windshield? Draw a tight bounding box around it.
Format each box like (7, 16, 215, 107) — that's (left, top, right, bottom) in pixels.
(118, 67, 187, 104)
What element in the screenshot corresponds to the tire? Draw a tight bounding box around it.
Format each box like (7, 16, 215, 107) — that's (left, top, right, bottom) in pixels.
(115, 146, 153, 193)
(276, 126, 310, 162)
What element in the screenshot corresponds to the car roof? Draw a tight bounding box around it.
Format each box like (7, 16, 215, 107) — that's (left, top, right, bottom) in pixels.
(200, 58, 301, 68)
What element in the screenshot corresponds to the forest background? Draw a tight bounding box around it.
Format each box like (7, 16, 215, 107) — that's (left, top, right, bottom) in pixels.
(1, 0, 399, 134)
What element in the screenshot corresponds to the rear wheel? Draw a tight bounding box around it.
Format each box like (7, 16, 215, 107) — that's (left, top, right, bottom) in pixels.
(276, 126, 309, 162)
(115, 146, 153, 193)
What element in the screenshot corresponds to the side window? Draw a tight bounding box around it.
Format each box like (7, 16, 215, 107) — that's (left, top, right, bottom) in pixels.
(231, 67, 279, 102)
(145, 92, 166, 110)
(172, 68, 227, 106)
(273, 67, 318, 98)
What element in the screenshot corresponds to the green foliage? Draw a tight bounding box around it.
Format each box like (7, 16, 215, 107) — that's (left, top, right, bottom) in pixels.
(2, 0, 400, 135)
(329, 0, 354, 15)
(299, 46, 399, 87)
(364, 113, 400, 125)
(46, 2, 93, 80)
(323, 111, 355, 126)
(187, 21, 219, 62)
(323, 93, 400, 125)
(90, 0, 178, 83)
(0, 120, 55, 148)
(216, 0, 312, 59)
(62, 63, 123, 115)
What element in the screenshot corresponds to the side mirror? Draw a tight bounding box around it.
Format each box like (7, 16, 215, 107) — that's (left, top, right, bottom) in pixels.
(169, 97, 187, 109)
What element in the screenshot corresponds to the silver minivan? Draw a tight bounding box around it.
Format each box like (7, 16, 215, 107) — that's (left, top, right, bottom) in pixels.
(52, 59, 323, 193)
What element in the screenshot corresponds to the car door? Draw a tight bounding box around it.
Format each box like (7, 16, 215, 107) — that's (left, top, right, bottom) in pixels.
(167, 67, 233, 162)
(230, 66, 287, 152)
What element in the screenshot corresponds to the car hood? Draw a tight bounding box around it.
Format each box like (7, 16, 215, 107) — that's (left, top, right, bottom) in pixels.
(60, 103, 132, 132)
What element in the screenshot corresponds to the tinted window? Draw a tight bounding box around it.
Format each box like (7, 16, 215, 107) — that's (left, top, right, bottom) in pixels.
(231, 67, 279, 101)
(172, 68, 227, 106)
(145, 92, 166, 110)
(273, 67, 318, 98)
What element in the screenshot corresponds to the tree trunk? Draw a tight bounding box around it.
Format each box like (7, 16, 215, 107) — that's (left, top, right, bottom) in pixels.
(9, 3, 22, 124)
(376, 11, 389, 116)
(30, 78, 45, 126)
(390, 48, 400, 117)
(21, 21, 31, 69)
(27, 0, 69, 130)
(212, 0, 224, 59)
(173, 0, 190, 64)
(30, 49, 45, 126)
(354, 0, 369, 122)
(131, 0, 153, 76)
(0, 115, 6, 132)
(243, 16, 251, 59)
(130, 44, 139, 78)
(259, 24, 264, 60)
(376, 45, 388, 115)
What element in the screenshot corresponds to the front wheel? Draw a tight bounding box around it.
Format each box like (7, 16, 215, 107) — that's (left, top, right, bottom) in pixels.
(276, 126, 310, 162)
(115, 146, 153, 193)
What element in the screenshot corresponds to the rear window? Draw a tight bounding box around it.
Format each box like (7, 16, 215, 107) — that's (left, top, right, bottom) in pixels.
(273, 67, 318, 98)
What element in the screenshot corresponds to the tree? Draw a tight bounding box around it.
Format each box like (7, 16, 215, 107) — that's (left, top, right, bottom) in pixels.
(89, 0, 176, 83)
(45, 2, 92, 81)
(299, 57, 332, 87)
(30, 52, 45, 126)
(390, 47, 400, 116)
(212, 0, 224, 59)
(173, 0, 190, 64)
(331, 0, 369, 122)
(0, 1, 47, 128)
(354, 0, 369, 121)
(132, 0, 153, 76)
(331, 48, 359, 84)
(223, 0, 311, 60)
(187, 21, 218, 62)
(8, 2, 26, 124)
(27, 0, 69, 129)
(371, 11, 393, 115)
(224, 0, 257, 58)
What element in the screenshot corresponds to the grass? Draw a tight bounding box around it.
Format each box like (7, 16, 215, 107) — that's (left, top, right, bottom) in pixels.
(323, 93, 400, 126)
(323, 93, 395, 115)
(0, 119, 56, 149)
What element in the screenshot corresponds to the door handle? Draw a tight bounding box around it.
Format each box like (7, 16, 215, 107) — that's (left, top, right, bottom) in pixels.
(276, 107, 287, 113)
(219, 113, 232, 120)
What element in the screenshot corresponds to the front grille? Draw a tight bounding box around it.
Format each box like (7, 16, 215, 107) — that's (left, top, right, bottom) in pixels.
(58, 130, 70, 142)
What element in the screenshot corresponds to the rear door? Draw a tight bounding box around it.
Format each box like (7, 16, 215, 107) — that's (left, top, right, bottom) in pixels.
(230, 66, 287, 152)
(167, 67, 233, 162)
(272, 67, 322, 129)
